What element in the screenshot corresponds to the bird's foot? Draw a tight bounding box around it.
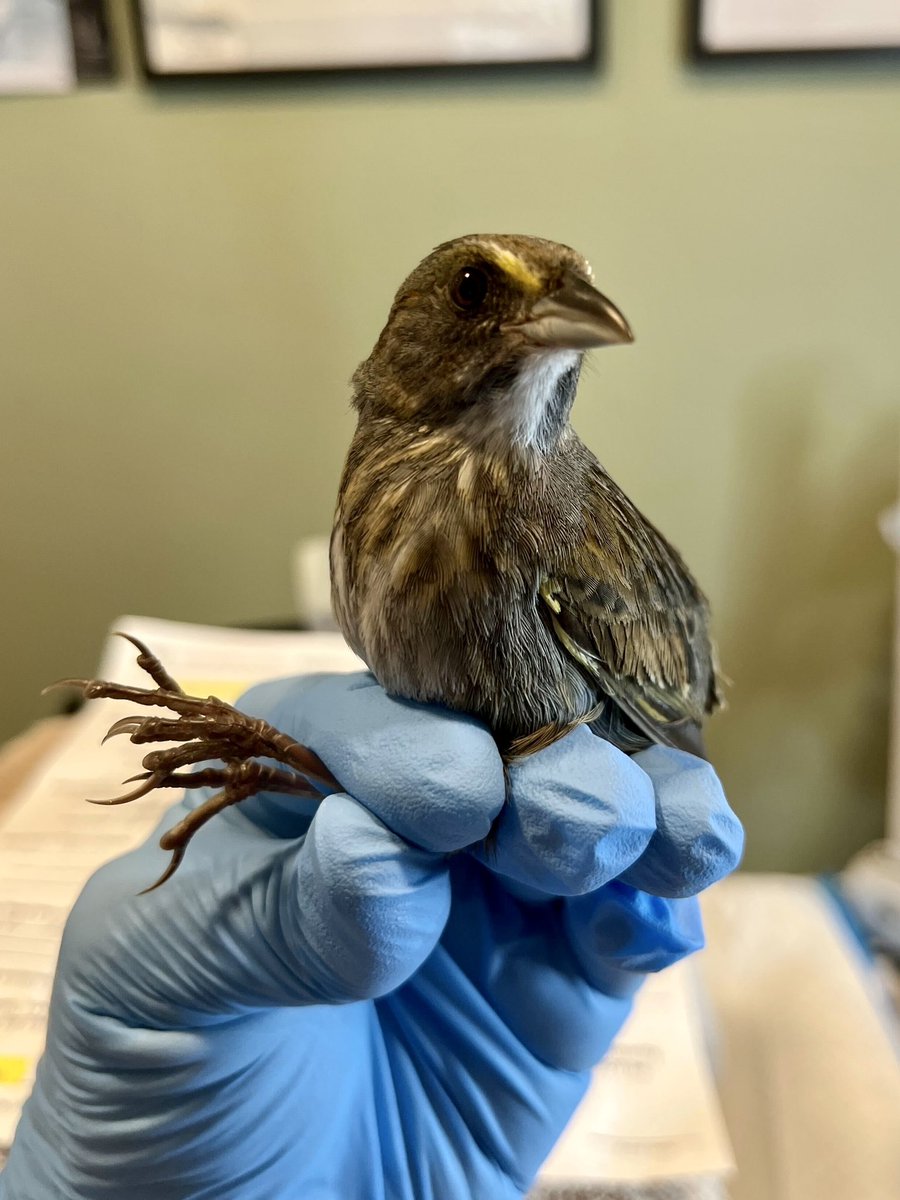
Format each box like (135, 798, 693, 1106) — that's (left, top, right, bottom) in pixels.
(46, 633, 340, 891)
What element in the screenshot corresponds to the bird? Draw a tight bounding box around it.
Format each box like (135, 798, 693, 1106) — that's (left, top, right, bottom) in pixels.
(331, 233, 721, 761)
(53, 233, 722, 887)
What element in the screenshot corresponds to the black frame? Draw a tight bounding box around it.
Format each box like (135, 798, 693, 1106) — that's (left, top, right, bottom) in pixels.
(133, 0, 599, 82)
(0, 0, 114, 89)
(688, 0, 900, 64)
(69, 0, 115, 81)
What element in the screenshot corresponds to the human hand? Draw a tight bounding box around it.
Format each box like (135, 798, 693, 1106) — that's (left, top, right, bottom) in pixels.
(0, 674, 742, 1200)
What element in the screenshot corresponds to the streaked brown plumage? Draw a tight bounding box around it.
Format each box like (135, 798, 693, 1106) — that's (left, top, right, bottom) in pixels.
(56, 232, 723, 889)
(332, 233, 722, 760)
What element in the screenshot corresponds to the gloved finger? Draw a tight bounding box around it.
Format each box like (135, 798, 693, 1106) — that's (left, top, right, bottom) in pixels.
(617, 746, 744, 898)
(493, 884, 703, 1069)
(277, 792, 452, 1002)
(486, 885, 703, 1069)
(235, 674, 505, 853)
(564, 881, 705, 988)
(471, 726, 656, 896)
(441, 860, 641, 1073)
(70, 790, 452, 1017)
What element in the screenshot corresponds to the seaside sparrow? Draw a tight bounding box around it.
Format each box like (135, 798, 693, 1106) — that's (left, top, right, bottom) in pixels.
(54, 234, 722, 888)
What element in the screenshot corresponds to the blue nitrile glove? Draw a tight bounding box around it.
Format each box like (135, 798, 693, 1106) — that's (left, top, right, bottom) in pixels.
(0, 673, 742, 1200)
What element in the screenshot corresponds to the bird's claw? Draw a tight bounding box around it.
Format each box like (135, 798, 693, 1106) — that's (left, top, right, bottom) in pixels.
(49, 633, 340, 889)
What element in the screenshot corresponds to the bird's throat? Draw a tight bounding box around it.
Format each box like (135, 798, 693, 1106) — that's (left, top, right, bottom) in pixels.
(461, 349, 580, 456)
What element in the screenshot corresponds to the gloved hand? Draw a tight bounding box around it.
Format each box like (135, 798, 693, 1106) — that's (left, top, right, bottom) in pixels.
(0, 673, 742, 1200)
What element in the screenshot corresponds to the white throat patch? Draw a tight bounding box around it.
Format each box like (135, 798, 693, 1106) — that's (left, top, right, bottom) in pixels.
(507, 350, 580, 448)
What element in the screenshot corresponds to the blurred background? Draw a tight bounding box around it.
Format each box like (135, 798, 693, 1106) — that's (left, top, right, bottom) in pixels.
(2, 0, 899, 873)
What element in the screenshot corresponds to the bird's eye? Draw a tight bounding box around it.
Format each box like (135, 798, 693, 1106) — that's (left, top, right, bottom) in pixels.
(450, 265, 490, 313)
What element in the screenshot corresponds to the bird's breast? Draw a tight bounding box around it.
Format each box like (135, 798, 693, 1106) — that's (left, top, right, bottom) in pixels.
(330, 432, 593, 736)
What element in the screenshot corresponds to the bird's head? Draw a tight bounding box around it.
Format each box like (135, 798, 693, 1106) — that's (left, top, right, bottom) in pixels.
(353, 233, 633, 453)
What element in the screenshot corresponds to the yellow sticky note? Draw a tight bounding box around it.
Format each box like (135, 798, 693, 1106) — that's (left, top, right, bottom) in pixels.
(0, 1057, 28, 1085)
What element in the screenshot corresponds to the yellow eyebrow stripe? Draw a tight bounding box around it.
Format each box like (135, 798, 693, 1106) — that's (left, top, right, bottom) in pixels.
(487, 244, 542, 292)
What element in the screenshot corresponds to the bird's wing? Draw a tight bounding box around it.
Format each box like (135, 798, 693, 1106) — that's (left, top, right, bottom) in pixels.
(542, 467, 720, 758)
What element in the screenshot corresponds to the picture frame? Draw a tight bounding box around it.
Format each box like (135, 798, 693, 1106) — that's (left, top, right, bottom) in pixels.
(0, 0, 114, 95)
(70, 0, 115, 81)
(133, 1, 598, 82)
(689, 0, 900, 63)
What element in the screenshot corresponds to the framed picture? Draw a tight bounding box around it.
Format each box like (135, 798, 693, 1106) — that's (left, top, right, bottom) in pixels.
(0, 0, 113, 94)
(134, 0, 597, 80)
(690, 0, 900, 62)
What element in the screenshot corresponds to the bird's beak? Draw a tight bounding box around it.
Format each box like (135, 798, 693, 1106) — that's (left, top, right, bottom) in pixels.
(513, 271, 634, 350)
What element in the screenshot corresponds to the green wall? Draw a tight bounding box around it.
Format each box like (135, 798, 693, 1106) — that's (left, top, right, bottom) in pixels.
(2, 1, 898, 870)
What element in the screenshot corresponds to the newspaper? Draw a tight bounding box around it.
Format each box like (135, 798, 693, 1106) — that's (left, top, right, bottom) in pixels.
(0, 617, 734, 1196)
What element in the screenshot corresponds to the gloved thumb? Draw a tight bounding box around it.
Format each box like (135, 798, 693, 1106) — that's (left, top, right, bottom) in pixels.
(64, 789, 453, 1021)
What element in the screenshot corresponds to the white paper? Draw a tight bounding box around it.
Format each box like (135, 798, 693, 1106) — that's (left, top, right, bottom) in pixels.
(698, 876, 900, 1200)
(141, 0, 591, 72)
(701, 0, 900, 52)
(0, 0, 74, 94)
(534, 961, 734, 1195)
(0, 616, 363, 1149)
